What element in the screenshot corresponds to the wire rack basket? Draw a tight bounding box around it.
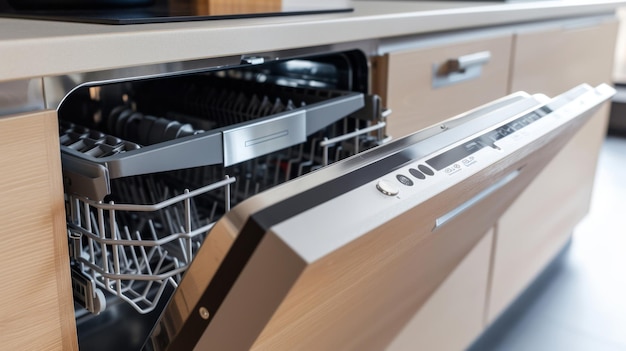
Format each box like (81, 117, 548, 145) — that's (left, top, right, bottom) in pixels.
(67, 176, 235, 314)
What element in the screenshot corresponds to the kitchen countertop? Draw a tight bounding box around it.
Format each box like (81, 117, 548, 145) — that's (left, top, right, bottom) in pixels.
(0, 0, 625, 82)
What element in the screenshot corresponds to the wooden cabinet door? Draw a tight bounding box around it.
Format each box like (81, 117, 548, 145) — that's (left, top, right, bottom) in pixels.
(386, 229, 493, 351)
(488, 19, 619, 323)
(375, 34, 513, 139)
(0, 110, 78, 350)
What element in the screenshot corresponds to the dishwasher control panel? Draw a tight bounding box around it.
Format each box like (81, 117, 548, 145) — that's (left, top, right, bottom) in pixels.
(374, 83, 614, 200)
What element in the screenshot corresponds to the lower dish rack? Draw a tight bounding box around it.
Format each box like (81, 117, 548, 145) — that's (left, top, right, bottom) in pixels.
(62, 73, 389, 315)
(68, 176, 235, 314)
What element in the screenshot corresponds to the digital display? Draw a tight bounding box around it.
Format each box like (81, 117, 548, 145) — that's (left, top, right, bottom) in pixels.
(426, 106, 552, 171)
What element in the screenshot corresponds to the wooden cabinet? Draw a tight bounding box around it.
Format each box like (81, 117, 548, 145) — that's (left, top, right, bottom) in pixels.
(386, 229, 494, 351)
(375, 34, 513, 138)
(0, 111, 78, 351)
(375, 16, 619, 349)
(488, 19, 619, 322)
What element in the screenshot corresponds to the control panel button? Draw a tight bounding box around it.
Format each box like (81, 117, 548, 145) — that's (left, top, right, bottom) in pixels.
(418, 164, 434, 176)
(376, 180, 399, 196)
(409, 168, 425, 180)
(396, 174, 414, 186)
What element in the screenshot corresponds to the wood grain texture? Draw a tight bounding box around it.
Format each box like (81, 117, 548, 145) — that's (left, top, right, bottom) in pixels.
(488, 19, 618, 323)
(247, 109, 589, 351)
(510, 19, 619, 97)
(169, 0, 280, 15)
(386, 229, 494, 351)
(0, 111, 78, 351)
(380, 34, 513, 139)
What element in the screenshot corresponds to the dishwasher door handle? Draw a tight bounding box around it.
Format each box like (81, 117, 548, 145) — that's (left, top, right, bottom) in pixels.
(434, 168, 521, 230)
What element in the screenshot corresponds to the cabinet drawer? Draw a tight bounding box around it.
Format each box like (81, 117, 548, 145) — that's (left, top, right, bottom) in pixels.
(488, 19, 618, 323)
(510, 19, 619, 96)
(376, 34, 513, 138)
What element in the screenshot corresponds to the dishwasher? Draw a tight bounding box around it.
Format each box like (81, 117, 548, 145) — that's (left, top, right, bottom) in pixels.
(56, 47, 615, 350)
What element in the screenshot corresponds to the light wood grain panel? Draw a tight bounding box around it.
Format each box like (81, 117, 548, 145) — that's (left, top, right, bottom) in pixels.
(247, 107, 590, 351)
(489, 19, 618, 322)
(168, 0, 280, 15)
(489, 104, 611, 322)
(510, 19, 619, 97)
(386, 229, 493, 351)
(379, 34, 513, 139)
(0, 111, 78, 351)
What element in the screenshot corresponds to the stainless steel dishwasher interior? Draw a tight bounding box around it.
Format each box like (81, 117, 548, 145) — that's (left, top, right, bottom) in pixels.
(59, 49, 388, 351)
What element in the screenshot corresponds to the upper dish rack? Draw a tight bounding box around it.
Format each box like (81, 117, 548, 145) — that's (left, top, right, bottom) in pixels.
(61, 76, 366, 202)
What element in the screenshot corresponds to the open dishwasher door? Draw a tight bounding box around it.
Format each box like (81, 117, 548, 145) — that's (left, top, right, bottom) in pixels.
(146, 83, 614, 351)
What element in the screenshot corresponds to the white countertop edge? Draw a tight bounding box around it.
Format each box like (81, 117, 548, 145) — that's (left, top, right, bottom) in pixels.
(0, 0, 625, 82)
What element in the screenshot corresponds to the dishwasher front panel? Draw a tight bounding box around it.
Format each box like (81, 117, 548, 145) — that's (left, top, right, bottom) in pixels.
(147, 84, 614, 350)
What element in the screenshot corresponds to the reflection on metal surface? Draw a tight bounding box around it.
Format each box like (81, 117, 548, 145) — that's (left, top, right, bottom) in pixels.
(43, 55, 241, 110)
(0, 78, 44, 116)
(223, 110, 306, 166)
(42, 40, 376, 111)
(435, 169, 520, 229)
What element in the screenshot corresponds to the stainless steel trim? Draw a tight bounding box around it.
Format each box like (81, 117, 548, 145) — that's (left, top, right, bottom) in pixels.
(434, 169, 520, 229)
(0, 78, 45, 116)
(43, 56, 241, 110)
(42, 40, 378, 111)
(222, 110, 307, 166)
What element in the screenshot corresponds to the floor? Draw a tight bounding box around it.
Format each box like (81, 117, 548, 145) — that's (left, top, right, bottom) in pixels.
(468, 134, 626, 351)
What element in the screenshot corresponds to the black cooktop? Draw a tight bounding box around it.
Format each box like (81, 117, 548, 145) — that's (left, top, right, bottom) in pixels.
(0, 1, 353, 25)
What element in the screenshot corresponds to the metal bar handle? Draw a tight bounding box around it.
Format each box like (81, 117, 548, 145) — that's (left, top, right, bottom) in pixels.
(435, 169, 520, 229)
(437, 51, 491, 76)
(455, 51, 491, 71)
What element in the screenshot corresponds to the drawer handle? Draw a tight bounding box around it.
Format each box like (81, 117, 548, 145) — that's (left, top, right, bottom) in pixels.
(432, 51, 492, 88)
(436, 51, 492, 76)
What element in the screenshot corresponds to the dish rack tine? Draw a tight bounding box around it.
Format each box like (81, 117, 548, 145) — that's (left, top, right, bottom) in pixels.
(96, 207, 109, 276)
(172, 206, 184, 235)
(209, 201, 218, 224)
(183, 190, 191, 232)
(123, 226, 141, 273)
(88, 211, 98, 262)
(133, 230, 153, 276)
(112, 219, 131, 269)
(189, 196, 201, 228)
